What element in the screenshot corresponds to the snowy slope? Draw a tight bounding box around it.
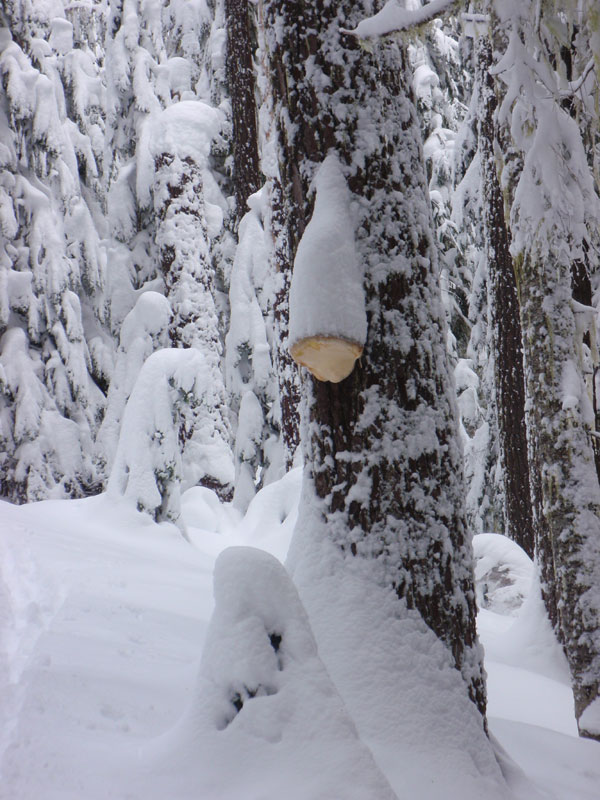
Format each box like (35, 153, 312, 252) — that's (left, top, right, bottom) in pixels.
(1, 474, 599, 799)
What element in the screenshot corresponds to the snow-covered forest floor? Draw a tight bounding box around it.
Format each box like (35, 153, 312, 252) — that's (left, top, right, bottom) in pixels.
(1, 469, 599, 800)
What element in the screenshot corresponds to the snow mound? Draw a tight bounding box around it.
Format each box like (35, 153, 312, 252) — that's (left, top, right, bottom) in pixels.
(474, 533, 571, 685)
(287, 497, 513, 800)
(473, 533, 533, 615)
(136, 100, 222, 207)
(151, 546, 397, 800)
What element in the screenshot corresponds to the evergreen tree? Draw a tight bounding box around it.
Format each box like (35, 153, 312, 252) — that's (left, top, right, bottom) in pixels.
(491, 0, 600, 739)
(475, 24, 534, 557)
(0, 2, 107, 501)
(100, 0, 235, 501)
(263, 0, 486, 722)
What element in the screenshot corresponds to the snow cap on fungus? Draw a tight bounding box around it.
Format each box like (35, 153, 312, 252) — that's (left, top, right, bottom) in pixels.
(288, 153, 367, 383)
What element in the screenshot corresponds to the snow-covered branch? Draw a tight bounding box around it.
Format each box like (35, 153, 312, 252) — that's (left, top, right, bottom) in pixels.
(341, 0, 460, 39)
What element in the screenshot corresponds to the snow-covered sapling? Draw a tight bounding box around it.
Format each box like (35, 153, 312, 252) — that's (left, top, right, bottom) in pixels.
(288, 154, 367, 383)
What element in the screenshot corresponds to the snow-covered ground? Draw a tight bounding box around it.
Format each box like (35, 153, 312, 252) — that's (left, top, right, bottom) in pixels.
(1, 469, 599, 799)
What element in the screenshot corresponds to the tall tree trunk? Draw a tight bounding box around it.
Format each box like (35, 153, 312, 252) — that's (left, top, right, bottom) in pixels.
(263, 0, 486, 717)
(476, 35, 535, 559)
(225, 0, 261, 220)
(154, 149, 234, 501)
(267, 178, 301, 468)
(491, 1, 600, 739)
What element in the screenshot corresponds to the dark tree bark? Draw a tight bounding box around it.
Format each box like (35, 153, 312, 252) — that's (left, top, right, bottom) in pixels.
(264, 0, 486, 718)
(225, 0, 261, 220)
(476, 36, 535, 560)
(268, 178, 301, 466)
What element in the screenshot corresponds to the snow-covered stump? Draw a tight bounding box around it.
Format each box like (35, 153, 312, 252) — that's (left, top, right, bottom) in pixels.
(161, 547, 398, 800)
(107, 348, 234, 530)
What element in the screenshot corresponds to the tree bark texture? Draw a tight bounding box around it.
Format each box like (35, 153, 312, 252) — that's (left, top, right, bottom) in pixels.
(263, 0, 486, 716)
(267, 177, 301, 468)
(476, 36, 535, 560)
(491, 3, 600, 739)
(225, 0, 261, 220)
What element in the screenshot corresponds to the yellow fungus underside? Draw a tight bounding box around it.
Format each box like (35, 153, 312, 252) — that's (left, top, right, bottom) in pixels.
(290, 336, 363, 383)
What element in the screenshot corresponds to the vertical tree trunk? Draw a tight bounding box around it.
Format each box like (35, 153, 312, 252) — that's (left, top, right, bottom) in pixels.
(225, 0, 261, 219)
(476, 35, 535, 559)
(267, 178, 301, 468)
(154, 150, 234, 501)
(263, 0, 486, 717)
(490, 1, 600, 739)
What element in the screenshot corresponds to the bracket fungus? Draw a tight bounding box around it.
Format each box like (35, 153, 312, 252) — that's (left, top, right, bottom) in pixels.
(288, 154, 367, 383)
(290, 336, 363, 383)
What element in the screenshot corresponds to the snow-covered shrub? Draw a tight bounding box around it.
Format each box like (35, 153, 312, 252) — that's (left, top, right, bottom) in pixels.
(108, 347, 234, 528)
(96, 291, 172, 475)
(455, 357, 498, 533)
(0, 11, 107, 501)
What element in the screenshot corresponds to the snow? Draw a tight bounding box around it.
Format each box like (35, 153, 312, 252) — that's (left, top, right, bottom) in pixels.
(578, 697, 600, 738)
(136, 100, 223, 208)
(288, 153, 367, 349)
(342, 0, 458, 40)
(2, 479, 599, 799)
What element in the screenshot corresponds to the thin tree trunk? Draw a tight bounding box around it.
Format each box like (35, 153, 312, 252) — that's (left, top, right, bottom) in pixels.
(269, 178, 301, 466)
(225, 0, 261, 220)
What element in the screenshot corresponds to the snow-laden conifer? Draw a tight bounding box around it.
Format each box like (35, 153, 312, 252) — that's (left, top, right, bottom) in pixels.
(108, 346, 234, 528)
(103, 1, 235, 501)
(491, 0, 600, 738)
(0, 3, 107, 501)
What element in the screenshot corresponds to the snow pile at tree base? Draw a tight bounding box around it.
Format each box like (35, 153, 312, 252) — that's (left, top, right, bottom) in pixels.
(147, 546, 397, 800)
(286, 490, 514, 800)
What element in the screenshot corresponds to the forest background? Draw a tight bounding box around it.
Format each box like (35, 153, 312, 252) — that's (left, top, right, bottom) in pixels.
(1, 0, 600, 797)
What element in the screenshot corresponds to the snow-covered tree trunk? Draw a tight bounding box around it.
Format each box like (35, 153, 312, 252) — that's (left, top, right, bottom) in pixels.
(476, 32, 534, 558)
(267, 179, 301, 468)
(263, 0, 486, 718)
(153, 143, 233, 500)
(492, 0, 600, 739)
(260, 13, 301, 469)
